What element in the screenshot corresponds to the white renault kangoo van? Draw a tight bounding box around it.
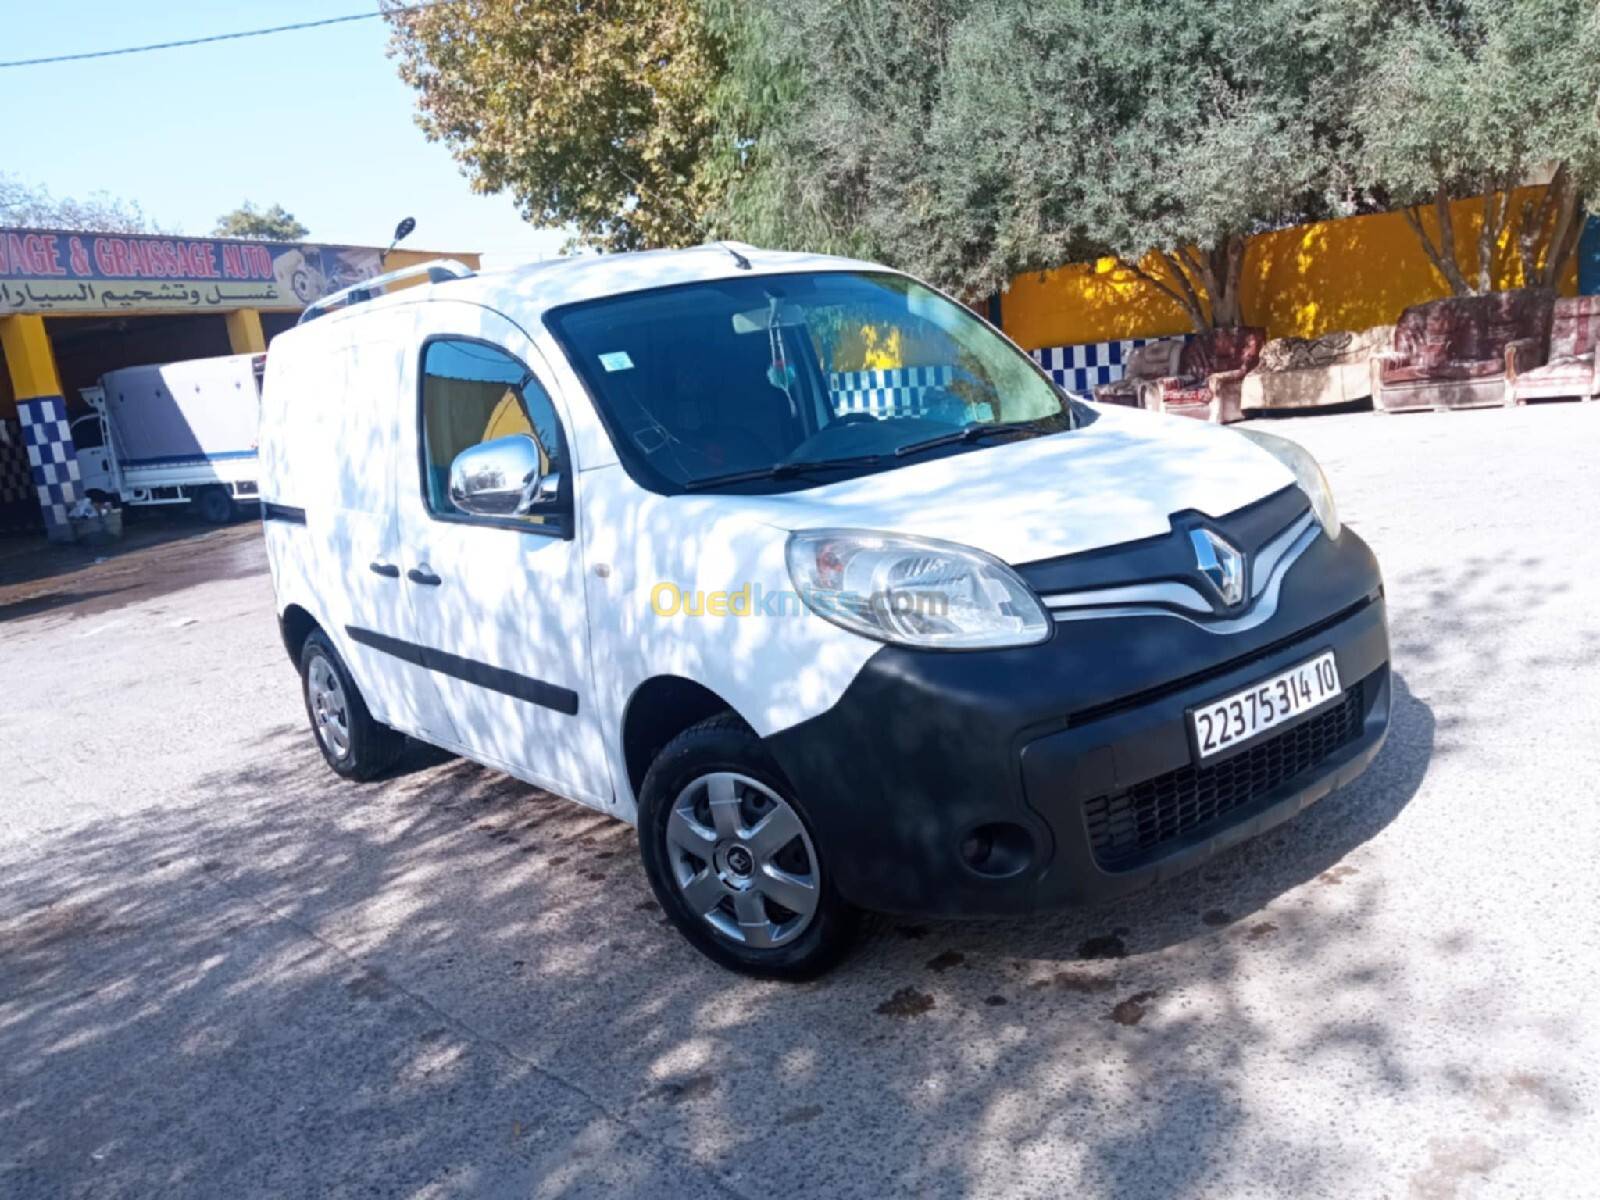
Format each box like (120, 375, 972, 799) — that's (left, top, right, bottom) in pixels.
(260, 248, 1389, 979)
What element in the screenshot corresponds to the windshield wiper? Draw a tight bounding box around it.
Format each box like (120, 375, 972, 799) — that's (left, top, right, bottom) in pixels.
(893, 417, 1066, 459)
(682, 454, 886, 491)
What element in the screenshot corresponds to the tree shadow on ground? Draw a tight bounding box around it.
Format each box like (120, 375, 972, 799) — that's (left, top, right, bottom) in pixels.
(1, 672, 1435, 1199)
(9, 530, 1589, 1199)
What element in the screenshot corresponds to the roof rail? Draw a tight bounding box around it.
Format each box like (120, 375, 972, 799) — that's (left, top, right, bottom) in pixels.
(297, 258, 476, 324)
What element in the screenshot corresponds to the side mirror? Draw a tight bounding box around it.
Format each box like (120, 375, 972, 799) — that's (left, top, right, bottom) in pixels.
(448, 434, 557, 518)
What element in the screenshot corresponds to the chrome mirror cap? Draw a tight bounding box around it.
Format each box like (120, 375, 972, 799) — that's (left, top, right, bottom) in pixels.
(448, 434, 546, 517)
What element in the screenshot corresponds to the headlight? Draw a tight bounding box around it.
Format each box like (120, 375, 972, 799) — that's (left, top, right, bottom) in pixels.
(1236, 428, 1340, 539)
(785, 529, 1050, 649)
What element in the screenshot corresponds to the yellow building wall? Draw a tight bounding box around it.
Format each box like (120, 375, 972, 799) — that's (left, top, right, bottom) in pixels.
(1003, 187, 1580, 351)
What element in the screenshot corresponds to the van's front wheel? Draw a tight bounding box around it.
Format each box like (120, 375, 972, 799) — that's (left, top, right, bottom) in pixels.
(637, 716, 859, 980)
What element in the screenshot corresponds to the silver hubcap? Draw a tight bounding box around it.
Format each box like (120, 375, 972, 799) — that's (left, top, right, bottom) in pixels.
(307, 654, 350, 759)
(666, 772, 820, 949)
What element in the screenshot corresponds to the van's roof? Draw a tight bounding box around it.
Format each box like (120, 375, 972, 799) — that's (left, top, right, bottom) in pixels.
(305, 244, 891, 331)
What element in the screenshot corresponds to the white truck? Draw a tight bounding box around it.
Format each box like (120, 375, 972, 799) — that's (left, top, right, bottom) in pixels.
(74, 353, 266, 524)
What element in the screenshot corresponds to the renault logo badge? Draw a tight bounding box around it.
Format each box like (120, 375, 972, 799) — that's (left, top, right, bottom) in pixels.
(1190, 528, 1245, 607)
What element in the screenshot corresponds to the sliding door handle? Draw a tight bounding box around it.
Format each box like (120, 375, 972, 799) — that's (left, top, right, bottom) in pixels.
(369, 561, 400, 579)
(407, 566, 443, 587)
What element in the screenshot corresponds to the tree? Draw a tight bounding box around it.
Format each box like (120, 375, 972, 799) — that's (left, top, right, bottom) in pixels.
(716, 0, 1368, 329)
(382, 0, 725, 252)
(1353, 0, 1600, 295)
(697, 0, 869, 259)
(712, 0, 1063, 295)
(213, 202, 309, 242)
(0, 173, 164, 233)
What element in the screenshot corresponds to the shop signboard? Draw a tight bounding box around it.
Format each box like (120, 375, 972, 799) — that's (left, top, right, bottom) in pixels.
(0, 227, 383, 314)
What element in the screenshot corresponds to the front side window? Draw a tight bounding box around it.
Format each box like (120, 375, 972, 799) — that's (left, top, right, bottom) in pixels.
(420, 339, 566, 527)
(546, 271, 1076, 494)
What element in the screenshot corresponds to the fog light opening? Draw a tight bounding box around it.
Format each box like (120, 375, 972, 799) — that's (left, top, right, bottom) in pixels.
(958, 822, 1033, 879)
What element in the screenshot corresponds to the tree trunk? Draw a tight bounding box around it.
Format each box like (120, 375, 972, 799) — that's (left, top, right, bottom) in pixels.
(1402, 187, 1474, 295)
(1538, 172, 1583, 289)
(1116, 234, 1251, 335)
(1542, 197, 1585, 289)
(1115, 251, 1212, 332)
(1516, 165, 1563, 283)
(1209, 235, 1247, 328)
(1477, 176, 1514, 295)
(1158, 249, 1213, 332)
(1513, 163, 1583, 290)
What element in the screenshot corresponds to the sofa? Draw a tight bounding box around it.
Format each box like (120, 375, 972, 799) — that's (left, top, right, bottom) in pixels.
(1139, 326, 1266, 423)
(1371, 288, 1555, 413)
(1240, 326, 1396, 413)
(1506, 294, 1600, 403)
(1090, 339, 1185, 408)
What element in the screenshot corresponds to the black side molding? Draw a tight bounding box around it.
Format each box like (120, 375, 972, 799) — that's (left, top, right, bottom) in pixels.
(261, 502, 307, 525)
(345, 625, 580, 716)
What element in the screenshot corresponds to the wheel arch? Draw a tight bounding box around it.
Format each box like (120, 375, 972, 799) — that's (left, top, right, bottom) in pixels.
(620, 675, 749, 804)
(279, 603, 322, 665)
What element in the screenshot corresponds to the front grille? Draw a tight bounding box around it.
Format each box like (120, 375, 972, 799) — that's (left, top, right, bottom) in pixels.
(1084, 688, 1365, 870)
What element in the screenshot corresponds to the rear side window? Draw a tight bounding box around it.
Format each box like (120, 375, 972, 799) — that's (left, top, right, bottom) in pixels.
(419, 339, 566, 528)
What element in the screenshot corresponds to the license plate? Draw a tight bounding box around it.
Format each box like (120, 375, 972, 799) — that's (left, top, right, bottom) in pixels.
(1191, 651, 1342, 760)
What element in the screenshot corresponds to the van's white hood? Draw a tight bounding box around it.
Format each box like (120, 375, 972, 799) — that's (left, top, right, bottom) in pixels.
(736, 405, 1298, 565)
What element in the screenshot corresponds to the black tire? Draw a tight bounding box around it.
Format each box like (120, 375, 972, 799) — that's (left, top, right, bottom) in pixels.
(298, 629, 404, 781)
(637, 714, 860, 980)
(196, 486, 234, 525)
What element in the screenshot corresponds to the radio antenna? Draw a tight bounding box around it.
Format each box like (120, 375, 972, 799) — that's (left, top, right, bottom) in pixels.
(611, 163, 752, 270)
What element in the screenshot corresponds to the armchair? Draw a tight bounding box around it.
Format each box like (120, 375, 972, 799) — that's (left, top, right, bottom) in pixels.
(1240, 326, 1396, 413)
(1372, 289, 1555, 413)
(1090, 339, 1186, 408)
(1140, 327, 1266, 423)
(1506, 294, 1600, 404)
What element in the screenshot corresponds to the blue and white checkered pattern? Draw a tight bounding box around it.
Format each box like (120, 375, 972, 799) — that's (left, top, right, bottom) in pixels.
(0, 419, 35, 507)
(1030, 336, 1190, 396)
(17, 396, 81, 538)
(829, 365, 957, 417)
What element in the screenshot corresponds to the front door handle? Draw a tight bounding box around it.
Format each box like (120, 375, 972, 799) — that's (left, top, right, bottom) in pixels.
(407, 566, 443, 587)
(369, 561, 400, 579)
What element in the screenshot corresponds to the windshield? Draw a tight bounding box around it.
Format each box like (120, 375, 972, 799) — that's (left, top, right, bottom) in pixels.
(545, 271, 1075, 493)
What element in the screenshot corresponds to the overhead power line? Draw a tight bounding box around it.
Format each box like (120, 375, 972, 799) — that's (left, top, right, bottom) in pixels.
(0, 2, 462, 70)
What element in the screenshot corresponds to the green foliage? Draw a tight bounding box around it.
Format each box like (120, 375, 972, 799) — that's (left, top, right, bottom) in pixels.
(0, 174, 164, 234)
(213, 202, 309, 242)
(383, 0, 726, 253)
(697, 0, 867, 257)
(376, 0, 1599, 314)
(709, 1, 986, 280)
(711, 0, 1374, 326)
(1352, 0, 1600, 292)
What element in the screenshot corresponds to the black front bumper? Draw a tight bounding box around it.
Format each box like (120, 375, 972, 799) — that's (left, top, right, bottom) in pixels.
(763, 527, 1391, 918)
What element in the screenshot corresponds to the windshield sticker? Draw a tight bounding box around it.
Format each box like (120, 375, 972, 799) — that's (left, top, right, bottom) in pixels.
(599, 350, 634, 373)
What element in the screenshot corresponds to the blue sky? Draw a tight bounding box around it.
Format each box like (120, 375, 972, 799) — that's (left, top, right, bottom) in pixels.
(5, 2, 569, 266)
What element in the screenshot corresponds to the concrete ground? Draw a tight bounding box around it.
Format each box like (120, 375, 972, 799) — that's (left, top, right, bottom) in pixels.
(2, 403, 1598, 1199)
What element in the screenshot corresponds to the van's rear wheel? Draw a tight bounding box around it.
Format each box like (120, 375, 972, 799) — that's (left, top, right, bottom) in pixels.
(299, 630, 404, 781)
(196, 486, 234, 525)
(637, 715, 859, 980)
